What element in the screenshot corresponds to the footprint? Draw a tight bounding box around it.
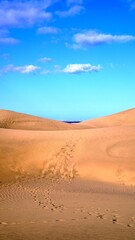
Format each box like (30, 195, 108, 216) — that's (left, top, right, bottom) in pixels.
(96, 213, 104, 219)
(0, 222, 8, 225)
(112, 218, 117, 224)
(127, 224, 133, 227)
(87, 212, 92, 216)
(55, 219, 64, 222)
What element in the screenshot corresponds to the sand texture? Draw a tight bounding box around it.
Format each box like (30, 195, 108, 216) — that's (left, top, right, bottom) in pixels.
(0, 109, 135, 240)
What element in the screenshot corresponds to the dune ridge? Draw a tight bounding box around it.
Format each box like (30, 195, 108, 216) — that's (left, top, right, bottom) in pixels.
(0, 109, 87, 131)
(80, 108, 135, 128)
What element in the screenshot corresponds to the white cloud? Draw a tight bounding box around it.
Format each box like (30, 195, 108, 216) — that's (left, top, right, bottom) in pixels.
(3, 64, 40, 74)
(15, 65, 40, 74)
(72, 30, 135, 48)
(0, 0, 53, 28)
(63, 64, 101, 74)
(0, 0, 86, 30)
(38, 57, 52, 62)
(56, 5, 84, 17)
(1, 63, 101, 75)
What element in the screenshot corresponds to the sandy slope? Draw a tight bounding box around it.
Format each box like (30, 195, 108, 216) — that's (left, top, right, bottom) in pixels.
(0, 126, 135, 185)
(0, 108, 135, 186)
(0, 109, 135, 240)
(80, 108, 135, 128)
(0, 109, 87, 131)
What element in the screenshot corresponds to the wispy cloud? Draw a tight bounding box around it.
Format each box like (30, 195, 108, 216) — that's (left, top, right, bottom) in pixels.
(62, 64, 101, 74)
(0, 0, 84, 29)
(71, 30, 135, 48)
(37, 26, 59, 34)
(0, 0, 53, 28)
(0, 0, 86, 45)
(38, 57, 53, 62)
(56, 5, 84, 17)
(0, 53, 9, 60)
(0, 37, 19, 44)
(0, 29, 19, 45)
(3, 64, 40, 74)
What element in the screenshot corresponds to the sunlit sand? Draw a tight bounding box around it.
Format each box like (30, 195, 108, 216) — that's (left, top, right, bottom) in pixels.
(0, 109, 135, 240)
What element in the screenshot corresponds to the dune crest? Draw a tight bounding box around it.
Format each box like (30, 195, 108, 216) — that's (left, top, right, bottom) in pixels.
(80, 108, 135, 128)
(0, 109, 86, 131)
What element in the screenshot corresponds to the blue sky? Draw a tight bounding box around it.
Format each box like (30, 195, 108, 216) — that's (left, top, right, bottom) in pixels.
(0, 0, 135, 120)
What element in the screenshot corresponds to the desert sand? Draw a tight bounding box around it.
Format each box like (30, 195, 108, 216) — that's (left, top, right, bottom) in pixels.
(0, 108, 135, 240)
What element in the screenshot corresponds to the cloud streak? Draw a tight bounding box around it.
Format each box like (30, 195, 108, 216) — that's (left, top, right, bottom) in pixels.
(62, 64, 101, 74)
(56, 5, 84, 17)
(3, 64, 40, 74)
(72, 31, 135, 48)
(37, 26, 59, 34)
(0, 29, 19, 45)
(38, 57, 53, 62)
(0, 37, 19, 44)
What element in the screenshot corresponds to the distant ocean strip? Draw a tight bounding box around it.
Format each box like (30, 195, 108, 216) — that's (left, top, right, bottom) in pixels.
(63, 121, 81, 124)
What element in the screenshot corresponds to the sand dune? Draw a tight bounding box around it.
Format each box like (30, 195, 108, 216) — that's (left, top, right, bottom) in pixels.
(0, 109, 87, 131)
(80, 108, 135, 128)
(0, 108, 135, 240)
(0, 110, 135, 185)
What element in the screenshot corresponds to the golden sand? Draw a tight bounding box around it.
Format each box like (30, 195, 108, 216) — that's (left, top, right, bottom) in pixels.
(0, 109, 135, 240)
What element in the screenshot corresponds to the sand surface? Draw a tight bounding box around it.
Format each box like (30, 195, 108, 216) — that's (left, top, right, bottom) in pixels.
(0, 109, 87, 131)
(80, 108, 135, 128)
(0, 109, 135, 240)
